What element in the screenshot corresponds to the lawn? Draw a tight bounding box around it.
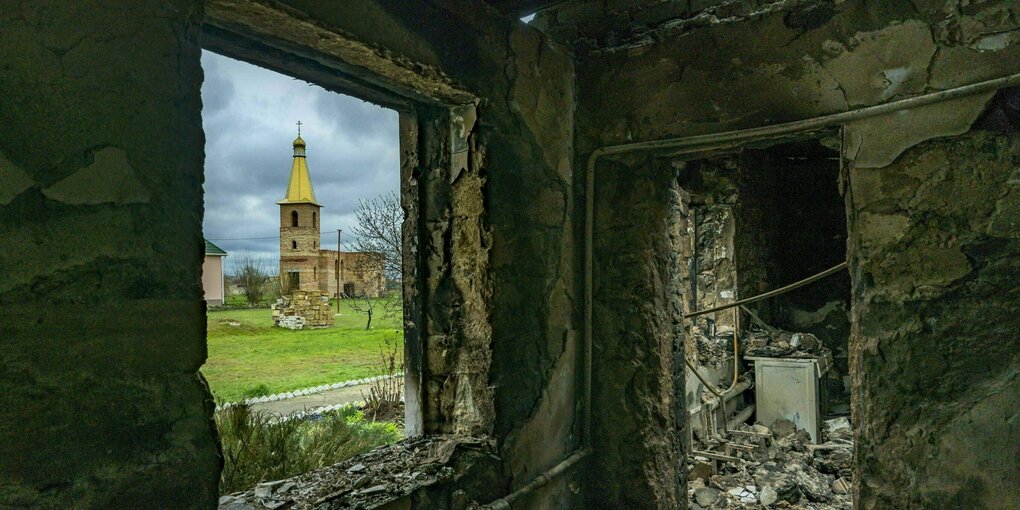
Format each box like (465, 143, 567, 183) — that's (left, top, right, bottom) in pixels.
(202, 298, 403, 403)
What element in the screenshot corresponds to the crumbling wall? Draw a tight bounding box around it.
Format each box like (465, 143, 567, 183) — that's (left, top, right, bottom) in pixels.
(577, 1, 1020, 146)
(272, 290, 333, 329)
(678, 157, 741, 335)
(205, 0, 583, 506)
(845, 119, 1020, 509)
(574, 1, 1019, 507)
(591, 159, 684, 508)
(0, 1, 220, 508)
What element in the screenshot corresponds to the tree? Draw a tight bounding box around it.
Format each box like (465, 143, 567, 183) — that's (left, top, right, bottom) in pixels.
(348, 192, 403, 329)
(232, 251, 271, 306)
(350, 191, 402, 286)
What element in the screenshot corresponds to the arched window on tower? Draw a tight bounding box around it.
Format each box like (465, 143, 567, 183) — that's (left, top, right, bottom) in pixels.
(292, 240, 297, 249)
(312, 212, 317, 228)
(291, 210, 299, 227)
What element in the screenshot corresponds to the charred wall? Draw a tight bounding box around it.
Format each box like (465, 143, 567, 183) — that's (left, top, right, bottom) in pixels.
(846, 121, 1020, 509)
(0, 1, 219, 507)
(575, 1, 1020, 508)
(591, 159, 684, 509)
(740, 142, 851, 371)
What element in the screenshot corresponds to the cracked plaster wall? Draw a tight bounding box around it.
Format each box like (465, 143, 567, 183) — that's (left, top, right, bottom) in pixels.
(576, 0, 1020, 149)
(281, 5, 583, 505)
(845, 125, 1020, 509)
(591, 160, 684, 509)
(0, 1, 219, 508)
(574, 1, 1019, 508)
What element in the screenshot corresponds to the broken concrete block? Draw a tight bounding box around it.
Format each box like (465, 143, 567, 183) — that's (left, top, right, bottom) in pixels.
(693, 487, 719, 506)
(771, 419, 797, 437)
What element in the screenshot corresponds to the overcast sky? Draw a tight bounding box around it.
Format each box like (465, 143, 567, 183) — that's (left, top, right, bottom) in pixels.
(201, 50, 399, 270)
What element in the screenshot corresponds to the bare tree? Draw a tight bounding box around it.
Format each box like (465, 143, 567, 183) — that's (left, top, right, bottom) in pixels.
(347, 192, 403, 328)
(350, 192, 402, 286)
(232, 251, 271, 306)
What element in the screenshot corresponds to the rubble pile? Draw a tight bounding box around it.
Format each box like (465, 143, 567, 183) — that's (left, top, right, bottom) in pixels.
(688, 418, 853, 509)
(219, 435, 499, 510)
(272, 290, 334, 329)
(744, 325, 826, 358)
(694, 331, 735, 367)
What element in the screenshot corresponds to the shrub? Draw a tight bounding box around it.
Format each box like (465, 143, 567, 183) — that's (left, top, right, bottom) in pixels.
(216, 405, 401, 494)
(362, 335, 404, 423)
(241, 384, 272, 400)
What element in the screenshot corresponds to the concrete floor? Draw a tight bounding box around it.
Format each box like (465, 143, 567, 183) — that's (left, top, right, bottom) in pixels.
(247, 382, 374, 416)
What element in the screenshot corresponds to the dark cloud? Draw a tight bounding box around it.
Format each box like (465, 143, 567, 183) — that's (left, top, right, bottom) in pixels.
(200, 52, 236, 116)
(200, 51, 399, 265)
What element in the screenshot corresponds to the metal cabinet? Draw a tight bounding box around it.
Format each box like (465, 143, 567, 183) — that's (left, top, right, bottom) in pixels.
(745, 354, 831, 443)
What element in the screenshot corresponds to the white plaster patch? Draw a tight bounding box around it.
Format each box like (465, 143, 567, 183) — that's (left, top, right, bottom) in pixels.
(877, 67, 913, 101)
(821, 20, 936, 107)
(971, 33, 1014, 51)
(43, 147, 150, 205)
(0, 151, 35, 205)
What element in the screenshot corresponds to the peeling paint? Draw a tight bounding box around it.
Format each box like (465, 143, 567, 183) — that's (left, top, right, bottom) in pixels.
(0, 152, 35, 205)
(821, 21, 936, 107)
(42, 147, 150, 205)
(844, 92, 994, 168)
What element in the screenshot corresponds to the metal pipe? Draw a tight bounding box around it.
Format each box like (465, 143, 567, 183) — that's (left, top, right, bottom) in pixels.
(685, 261, 848, 319)
(726, 403, 756, 431)
(482, 449, 593, 509)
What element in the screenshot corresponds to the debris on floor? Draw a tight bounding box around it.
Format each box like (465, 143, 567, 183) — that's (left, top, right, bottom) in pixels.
(694, 331, 737, 368)
(688, 417, 853, 509)
(218, 435, 500, 510)
(745, 327, 825, 358)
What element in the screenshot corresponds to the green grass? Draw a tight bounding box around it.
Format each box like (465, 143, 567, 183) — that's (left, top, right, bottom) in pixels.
(221, 293, 271, 307)
(203, 298, 402, 402)
(217, 404, 401, 494)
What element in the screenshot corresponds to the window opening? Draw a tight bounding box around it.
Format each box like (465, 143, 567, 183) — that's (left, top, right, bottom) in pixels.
(199, 47, 412, 496)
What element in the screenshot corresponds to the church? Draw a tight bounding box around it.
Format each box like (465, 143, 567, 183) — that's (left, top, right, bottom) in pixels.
(277, 131, 385, 298)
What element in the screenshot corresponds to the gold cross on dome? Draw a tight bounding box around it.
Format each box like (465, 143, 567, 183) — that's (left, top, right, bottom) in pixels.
(296, 120, 302, 136)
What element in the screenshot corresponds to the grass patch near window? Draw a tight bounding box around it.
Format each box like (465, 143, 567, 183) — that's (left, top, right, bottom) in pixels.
(217, 405, 401, 494)
(203, 298, 402, 402)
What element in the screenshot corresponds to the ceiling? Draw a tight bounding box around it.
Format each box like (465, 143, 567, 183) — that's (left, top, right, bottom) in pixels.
(485, 0, 565, 17)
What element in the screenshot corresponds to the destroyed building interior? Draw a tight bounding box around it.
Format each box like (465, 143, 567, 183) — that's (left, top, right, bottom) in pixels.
(2, 1, 1018, 509)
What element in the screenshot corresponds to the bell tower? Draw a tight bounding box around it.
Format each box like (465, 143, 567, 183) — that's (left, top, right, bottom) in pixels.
(277, 124, 322, 291)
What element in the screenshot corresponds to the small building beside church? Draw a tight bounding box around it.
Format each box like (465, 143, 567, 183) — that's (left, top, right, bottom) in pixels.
(202, 239, 227, 306)
(277, 133, 385, 298)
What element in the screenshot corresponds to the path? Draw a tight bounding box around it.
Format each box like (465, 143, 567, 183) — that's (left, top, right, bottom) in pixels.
(248, 382, 375, 417)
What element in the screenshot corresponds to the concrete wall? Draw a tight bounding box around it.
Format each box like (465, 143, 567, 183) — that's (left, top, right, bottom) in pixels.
(575, 1, 1020, 508)
(0, 1, 220, 508)
(202, 255, 225, 305)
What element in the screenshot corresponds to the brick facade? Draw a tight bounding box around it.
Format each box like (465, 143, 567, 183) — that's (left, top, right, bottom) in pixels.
(278, 197, 384, 298)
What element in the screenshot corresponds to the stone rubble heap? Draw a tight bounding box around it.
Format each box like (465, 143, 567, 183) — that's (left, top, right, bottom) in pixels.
(218, 435, 499, 510)
(689, 417, 853, 510)
(272, 290, 334, 329)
